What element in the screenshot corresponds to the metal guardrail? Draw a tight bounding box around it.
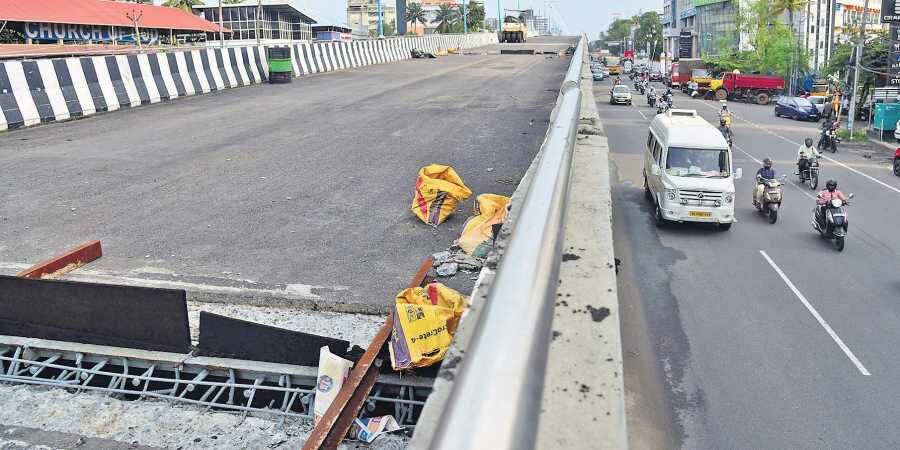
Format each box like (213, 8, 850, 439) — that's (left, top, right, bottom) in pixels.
(427, 36, 586, 450)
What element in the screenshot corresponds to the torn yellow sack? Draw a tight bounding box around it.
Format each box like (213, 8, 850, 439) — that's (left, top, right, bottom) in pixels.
(389, 283, 468, 370)
(411, 164, 472, 226)
(458, 194, 510, 258)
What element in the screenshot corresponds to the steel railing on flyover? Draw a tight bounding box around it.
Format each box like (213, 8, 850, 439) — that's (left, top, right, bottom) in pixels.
(427, 36, 586, 450)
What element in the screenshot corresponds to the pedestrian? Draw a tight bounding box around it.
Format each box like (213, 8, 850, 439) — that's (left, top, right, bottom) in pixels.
(821, 100, 833, 123)
(832, 92, 842, 119)
(842, 96, 850, 115)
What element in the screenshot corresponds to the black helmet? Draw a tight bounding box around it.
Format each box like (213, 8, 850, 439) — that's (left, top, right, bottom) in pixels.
(826, 179, 837, 192)
(805, 137, 813, 147)
(763, 158, 773, 168)
(720, 118, 727, 126)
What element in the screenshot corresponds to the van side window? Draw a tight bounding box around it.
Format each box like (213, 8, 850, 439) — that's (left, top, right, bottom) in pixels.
(647, 132, 653, 149)
(652, 141, 661, 164)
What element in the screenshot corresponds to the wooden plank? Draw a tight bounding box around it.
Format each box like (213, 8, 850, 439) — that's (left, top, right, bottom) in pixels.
(16, 240, 102, 279)
(303, 257, 433, 450)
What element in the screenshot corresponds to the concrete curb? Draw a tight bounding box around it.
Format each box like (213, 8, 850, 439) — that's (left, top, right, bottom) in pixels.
(536, 52, 627, 450)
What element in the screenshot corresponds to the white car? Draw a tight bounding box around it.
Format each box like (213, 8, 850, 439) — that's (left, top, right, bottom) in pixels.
(610, 85, 632, 105)
(808, 95, 827, 114)
(894, 119, 900, 142)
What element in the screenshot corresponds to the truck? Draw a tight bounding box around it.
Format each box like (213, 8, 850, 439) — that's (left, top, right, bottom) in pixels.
(709, 73, 784, 105)
(668, 58, 706, 91)
(500, 17, 527, 43)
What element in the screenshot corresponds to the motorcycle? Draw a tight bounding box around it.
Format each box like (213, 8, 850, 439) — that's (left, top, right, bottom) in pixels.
(657, 97, 670, 114)
(636, 81, 646, 95)
(818, 126, 839, 153)
(894, 149, 900, 177)
(812, 193, 853, 251)
(753, 175, 785, 224)
(798, 156, 819, 189)
(647, 91, 656, 107)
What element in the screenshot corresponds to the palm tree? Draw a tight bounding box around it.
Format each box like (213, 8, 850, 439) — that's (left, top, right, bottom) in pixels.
(162, 0, 199, 12)
(434, 4, 458, 34)
(406, 2, 426, 35)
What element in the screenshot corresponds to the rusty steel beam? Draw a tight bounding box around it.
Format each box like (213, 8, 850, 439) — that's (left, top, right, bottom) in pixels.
(17, 240, 102, 279)
(303, 257, 433, 450)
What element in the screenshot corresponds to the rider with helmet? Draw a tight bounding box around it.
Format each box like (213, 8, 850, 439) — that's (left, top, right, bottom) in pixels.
(718, 101, 732, 126)
(718, 117, 733, 147)
(754, 158, 776, 204)
(816, 179, 848, 228)
(797, 137, 820, 176)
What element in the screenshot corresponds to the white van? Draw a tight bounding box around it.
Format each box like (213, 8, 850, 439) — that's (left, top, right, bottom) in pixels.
(643, 109, 742, 231)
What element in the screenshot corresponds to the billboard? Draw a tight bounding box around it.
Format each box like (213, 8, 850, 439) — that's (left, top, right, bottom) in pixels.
(883, 0, 900, 22)
(23, 22, 159, 44)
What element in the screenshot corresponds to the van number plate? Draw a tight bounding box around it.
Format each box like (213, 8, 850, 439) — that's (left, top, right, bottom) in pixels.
(689, 211, 712, 218)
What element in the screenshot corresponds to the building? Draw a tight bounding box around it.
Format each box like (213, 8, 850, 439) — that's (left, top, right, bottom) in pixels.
(694, 0, 741, 56)
(312, 26, 352, 42)
(193, 0, 315, 43)
(347, 0, 397, 37)
(803, 0, 884, 71)
(662, 0, 700, 66)
(0, 0, 224, 46)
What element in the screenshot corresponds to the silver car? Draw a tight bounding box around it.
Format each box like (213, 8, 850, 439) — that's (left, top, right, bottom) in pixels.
(610, 85, 632, 105)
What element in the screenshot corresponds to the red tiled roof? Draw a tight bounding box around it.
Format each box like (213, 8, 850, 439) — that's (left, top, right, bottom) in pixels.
(0, 0, 228, 33)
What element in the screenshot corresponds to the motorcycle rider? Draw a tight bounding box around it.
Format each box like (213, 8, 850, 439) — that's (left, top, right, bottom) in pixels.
(754, 158, 776, 204)
(718, 101, 732, 125)
(718, 117, 733, 147)
(647, 85, 657, 106)
(816, 179, 849, 228)
(797, 137, 820, 177)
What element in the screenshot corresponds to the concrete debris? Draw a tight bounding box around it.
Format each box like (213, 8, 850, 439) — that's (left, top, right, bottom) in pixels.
(486, 167, 495, 172)
(432, 251, 452, 265)
(435, 262, 458, 277)
(451, 253, 483, 271)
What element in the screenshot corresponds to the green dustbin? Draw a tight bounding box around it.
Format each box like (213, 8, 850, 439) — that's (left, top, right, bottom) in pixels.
(267, 47, 292, 84)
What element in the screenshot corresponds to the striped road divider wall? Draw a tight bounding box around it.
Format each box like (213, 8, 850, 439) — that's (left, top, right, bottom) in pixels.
(0, 33, 497, 132)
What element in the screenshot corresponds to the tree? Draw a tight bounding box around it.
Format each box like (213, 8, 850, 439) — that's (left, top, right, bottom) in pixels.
(634, 11, 663, 60)
(370, 20, 396, 37)
(162, 0, 199, 12)
(434, 4, 458, 34)
(602, 18, 633, 55)
(405, 2, 427, 34)
(823, 30, 888, 99)
(703, 0, 808, 77)
(465, 3, 485, 32)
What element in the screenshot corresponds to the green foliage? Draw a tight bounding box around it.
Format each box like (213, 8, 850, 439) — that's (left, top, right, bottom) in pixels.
(406, 2, 427, 33)
(634, 11, 663, 60)
(836, 128, 867, 141)
(434, 3, 458, 34)
(465, 3, 485, 32)
(702, 0, 808, 76)
(162, 0, 200, 12)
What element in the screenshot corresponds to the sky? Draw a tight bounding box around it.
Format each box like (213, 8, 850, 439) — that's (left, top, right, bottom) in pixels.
(304, 0, 662, 38)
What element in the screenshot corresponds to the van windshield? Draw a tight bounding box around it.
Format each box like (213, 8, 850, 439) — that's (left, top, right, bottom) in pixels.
(665, 147, 730, 178)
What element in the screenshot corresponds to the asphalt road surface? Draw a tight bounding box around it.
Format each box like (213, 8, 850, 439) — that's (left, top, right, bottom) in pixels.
(600, 79, 900, 449)
(0, 37, 576, 307)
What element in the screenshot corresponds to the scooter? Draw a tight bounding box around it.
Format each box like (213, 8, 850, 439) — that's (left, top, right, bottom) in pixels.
(753, 175, 785, 224)
(812, 193, 854, 251)
(893, 149, 900, 176)
(798, 156, 819, 190)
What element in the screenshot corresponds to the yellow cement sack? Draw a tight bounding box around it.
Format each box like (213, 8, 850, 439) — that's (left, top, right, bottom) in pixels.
(458, 194, 510, 258)
(389, 283, 468, 370)
(411, 164, 472, 226)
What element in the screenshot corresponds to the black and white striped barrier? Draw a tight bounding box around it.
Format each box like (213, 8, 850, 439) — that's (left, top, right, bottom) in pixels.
(0, 33, 497, 132)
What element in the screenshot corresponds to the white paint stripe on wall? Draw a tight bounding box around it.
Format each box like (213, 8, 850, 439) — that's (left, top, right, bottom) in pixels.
(174, 51, 195, 96)
(115, 55, 141, 107)
(245, 47, 262, 83)
(136, 54, 160, 103)
(91, 56, 120, 111)
(4, 61, 40, 126)
(205, 49, 225, 90)
(36, 59, 70, 121)
(156, 53, 179, 99)
(232, 49, 250, 86)
(190, 50, 211, 93)
(66, 57, 97, 114)
(220, 49, 238, 88)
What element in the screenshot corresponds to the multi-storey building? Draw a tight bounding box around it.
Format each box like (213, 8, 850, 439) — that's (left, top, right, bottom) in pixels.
(347, 0, 397, 37)
(803, 0, 883, 70)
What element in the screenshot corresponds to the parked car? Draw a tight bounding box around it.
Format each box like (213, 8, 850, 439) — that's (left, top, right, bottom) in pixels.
(894, 119, 900, 143)
(610, 85, 632, 105)
(774, 96, 819, 121)
(807, 95, 827, 114)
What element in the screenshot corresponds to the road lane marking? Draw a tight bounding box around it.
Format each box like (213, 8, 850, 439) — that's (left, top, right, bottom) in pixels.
(690, 98, 900, 196)
(635, 107, 648, 121)
(759, 250, 871, 376)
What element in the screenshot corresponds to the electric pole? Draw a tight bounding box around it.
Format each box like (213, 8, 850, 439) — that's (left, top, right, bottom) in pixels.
(377, 0, 384, 38)
(848, 0, 869, 136)
(218, 0, 224, 48)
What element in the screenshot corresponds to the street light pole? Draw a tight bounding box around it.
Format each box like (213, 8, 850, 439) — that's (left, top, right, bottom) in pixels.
(218, 0, 224, 48)
(498, 0, 502, 34)
(463, 0, 468, 34)
(848, 0, 869, 136)
(377, 0, 384, 37)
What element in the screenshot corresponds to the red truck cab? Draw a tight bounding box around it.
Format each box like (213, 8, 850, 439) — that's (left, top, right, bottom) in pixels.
(894, 149, 900, 176)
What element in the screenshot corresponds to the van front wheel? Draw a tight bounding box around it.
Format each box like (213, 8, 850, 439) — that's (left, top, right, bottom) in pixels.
(718, 222, 733, 231)
(644, 175, 652, 201)
(654, 205, 666, 227)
